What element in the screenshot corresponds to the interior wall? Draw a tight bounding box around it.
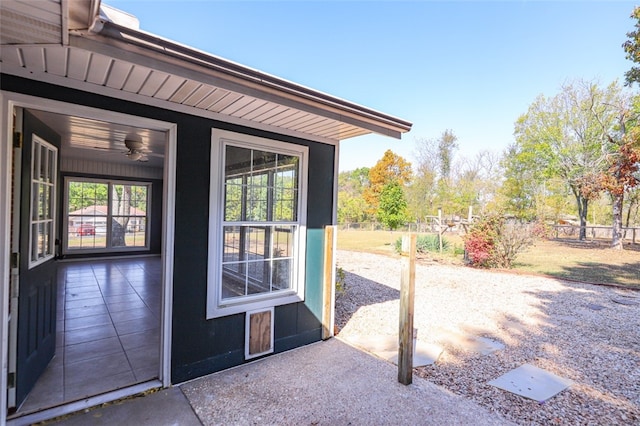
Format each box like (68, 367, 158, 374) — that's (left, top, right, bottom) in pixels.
(1, 73, 336, 384)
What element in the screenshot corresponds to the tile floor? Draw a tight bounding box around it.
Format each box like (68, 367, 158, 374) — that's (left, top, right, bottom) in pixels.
(18, 256, 162, 414)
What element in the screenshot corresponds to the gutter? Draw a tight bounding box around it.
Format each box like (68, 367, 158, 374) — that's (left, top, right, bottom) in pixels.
(82, 11, 412, 138)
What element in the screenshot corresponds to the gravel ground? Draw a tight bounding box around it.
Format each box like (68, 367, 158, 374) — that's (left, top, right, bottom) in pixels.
(335, 250, 640, 425)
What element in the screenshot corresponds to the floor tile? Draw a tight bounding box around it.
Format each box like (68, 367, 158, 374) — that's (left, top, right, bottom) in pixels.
(64, 371, 137, 402)
(65, 304, 109, 319)
(110, 306, 155, 323)
(107, 299, 148, 313)
(126, 344, 160, 371)
(114, 315, 159, 336)
(65, 352, 131, 386)
(120, 330, 160, 352)
(65, 336, 124, 364)
(16, 257, 162, 417)
(65, 313, 112, 331)
(65, 297, 105, 310)
(65, 324, 117, 345)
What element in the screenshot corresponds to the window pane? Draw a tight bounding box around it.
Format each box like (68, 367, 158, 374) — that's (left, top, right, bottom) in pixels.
(222, 262, 247, 299)
(224, 179, 243, 221)
(247, 260, 269, 295)
(273, 226, 294, 258)
(272, 259, 292, 290)
(223, 226, 241, 263)
(65, 180, 148, 251)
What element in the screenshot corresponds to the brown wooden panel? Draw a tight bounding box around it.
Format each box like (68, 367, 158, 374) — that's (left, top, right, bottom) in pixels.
(248, 310, 272, 356)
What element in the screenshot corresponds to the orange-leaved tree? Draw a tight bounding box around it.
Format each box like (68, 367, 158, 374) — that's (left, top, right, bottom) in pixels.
(363, 149, 412, 217)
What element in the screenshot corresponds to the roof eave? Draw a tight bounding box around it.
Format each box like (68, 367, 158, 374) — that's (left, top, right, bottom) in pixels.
(80, 20, 412, 139)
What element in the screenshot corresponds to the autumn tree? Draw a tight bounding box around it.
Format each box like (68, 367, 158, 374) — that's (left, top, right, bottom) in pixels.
(511, 80, 620, 240)
(583, 93, 640, 249)
(363, 149, 412, 216)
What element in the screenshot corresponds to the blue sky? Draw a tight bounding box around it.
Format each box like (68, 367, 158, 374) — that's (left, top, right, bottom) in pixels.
(106, 1, 636, 171)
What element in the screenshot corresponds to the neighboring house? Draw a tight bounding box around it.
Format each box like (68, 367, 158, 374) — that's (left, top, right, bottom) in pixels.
(0, 1, 411, 424)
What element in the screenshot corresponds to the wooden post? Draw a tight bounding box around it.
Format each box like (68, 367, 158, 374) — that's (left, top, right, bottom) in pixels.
(437, 208, 443, 254)
(322, 225, 337, 340)
(398, 233, 416, 385)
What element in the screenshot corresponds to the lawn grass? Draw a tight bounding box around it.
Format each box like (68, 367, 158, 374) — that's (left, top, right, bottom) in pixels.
(336, 230, 640, 288)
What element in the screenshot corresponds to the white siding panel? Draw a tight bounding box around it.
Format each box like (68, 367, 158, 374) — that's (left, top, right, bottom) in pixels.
(207, 92, 242, 113)
(0, 46, 24, 67)
(0, 0, 61, 44)
(67, 48, 90, 81)
(105, 61, 133, 89)
(289, 116, 328, 132)
(20, 46, 46, 72)
(251, 105, 290, 123)
(122, 65, 152, 93)
(219, 96, 255, 116)
(138, 71, 170, 97)
(195, 88, 228, 109)
(181, 84, 214, 106)
(45, 46, 67, 76)
(169, 80, 201, 104)
(61, 157, 163, 179)
(86, 53, 113, 85)
(240, 102, 278, 121)
(154, 75, 186, 100)
(264, 110, 307, 127)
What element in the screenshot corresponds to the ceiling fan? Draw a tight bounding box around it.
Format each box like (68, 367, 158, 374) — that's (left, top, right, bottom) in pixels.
(123, 139, 149, 162)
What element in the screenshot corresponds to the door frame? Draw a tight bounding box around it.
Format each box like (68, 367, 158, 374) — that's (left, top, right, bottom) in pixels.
(0, 91, 177, 424)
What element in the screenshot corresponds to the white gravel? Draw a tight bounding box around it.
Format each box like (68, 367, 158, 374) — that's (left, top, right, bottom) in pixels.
(335, 250, 640, 425)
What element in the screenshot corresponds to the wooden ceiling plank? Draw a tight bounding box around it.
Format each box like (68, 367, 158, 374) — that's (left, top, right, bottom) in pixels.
(122, 65, 152, 93)
(21, 46, 46, 72)
(154, 74, 187, 100)
(207, 92, 243, 113)
(86, 53, 113, 85)
(67, 48, 90, 81)
(44, 46, 67, 76)
(220, 96, 256, 116)
(239, 101, 276, 120)
(106, 60, 134, 89)
(195, 88, 228, 109)
(182, 84, 214, 106)
(169, 80, 201, 104)
(138, 70, 170, 97)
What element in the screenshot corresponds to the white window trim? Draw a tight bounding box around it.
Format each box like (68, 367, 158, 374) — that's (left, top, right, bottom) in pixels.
(207, 129, 308, 319)
(62, 177, 152, 254)
(29, 135, 58, 269)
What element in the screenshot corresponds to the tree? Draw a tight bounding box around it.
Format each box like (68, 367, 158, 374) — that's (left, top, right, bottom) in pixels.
(623, 6, 640, 86)
(337, 167, 372, 224)
(512, 80, 619, 240)
(363, 150, 412, 216)
(585, 95, 640, 249)
(376, 181, 408, 230)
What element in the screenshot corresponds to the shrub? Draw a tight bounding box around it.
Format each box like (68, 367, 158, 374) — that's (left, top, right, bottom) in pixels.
(394, 234, 450, 254)
(464, 214, 534, 269)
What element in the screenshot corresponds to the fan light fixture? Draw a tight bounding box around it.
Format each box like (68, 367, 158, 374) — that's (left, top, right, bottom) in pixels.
(128, 151, 143, 161)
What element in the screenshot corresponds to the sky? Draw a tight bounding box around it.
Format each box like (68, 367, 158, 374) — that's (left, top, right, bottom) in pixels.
(106, 0, 636, 172)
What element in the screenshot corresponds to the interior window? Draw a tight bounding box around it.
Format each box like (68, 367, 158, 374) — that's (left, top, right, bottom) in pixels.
(64, 178, 150, 253)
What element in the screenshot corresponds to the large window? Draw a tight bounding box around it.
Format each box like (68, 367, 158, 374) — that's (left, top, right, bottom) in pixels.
(208, 130, 308, 318)
(64, 178, 150, 253)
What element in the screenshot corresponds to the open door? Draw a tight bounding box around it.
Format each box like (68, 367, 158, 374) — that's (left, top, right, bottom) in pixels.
(12, 110, 61, 408)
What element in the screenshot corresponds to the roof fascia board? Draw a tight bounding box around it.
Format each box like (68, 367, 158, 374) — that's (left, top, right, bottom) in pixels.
(70, 25, 411, 138)
(0, 66, 339, 146)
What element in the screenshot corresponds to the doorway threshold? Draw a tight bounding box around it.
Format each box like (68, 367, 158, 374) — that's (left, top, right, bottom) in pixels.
(7, 380, 162, 426)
